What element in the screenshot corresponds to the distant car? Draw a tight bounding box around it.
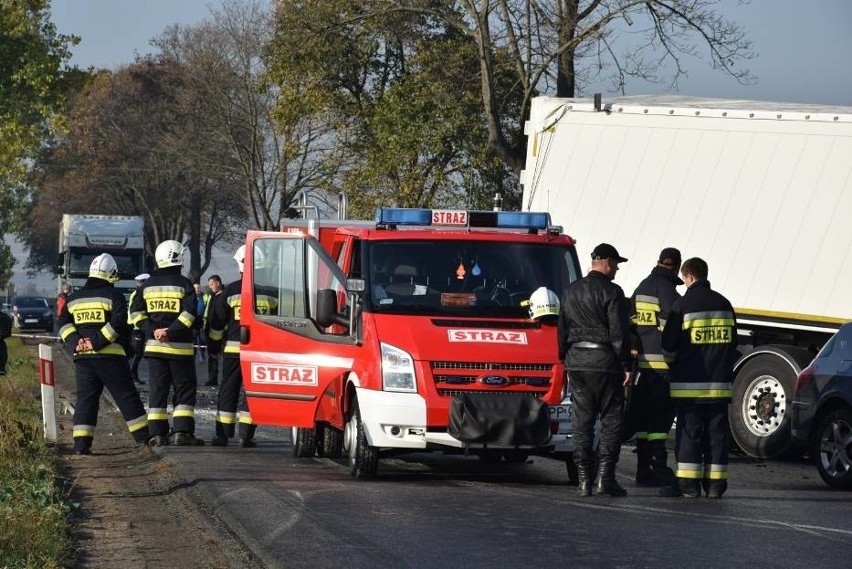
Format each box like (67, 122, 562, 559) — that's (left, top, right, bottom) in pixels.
(791, 322, 852, 488)
(12, 296, 54, 331)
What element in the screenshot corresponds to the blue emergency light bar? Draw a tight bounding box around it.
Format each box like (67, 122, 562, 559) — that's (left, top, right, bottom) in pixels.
(375, 208, 552, 231)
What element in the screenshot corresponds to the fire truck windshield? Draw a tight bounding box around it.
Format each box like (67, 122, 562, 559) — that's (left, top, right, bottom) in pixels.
(367, 240, 580, 316)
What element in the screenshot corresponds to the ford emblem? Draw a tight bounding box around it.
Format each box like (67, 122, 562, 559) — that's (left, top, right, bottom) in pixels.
(479, 374, 510, 387)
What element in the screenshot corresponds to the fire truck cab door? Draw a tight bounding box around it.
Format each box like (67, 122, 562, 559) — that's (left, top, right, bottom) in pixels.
(240, 230, 359, 429)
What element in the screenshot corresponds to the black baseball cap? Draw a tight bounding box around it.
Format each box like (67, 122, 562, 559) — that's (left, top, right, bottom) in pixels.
(591, 243, 628, 263)
(658, 247, 682, 266)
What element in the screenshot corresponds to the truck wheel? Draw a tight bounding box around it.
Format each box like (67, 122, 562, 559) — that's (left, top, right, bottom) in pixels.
(815, 409, 852, 489)
(317, 424, 344, 458)
(344, 398, 378, 478)
(730, 355, 795, 458)
(291, 426, 317, 458)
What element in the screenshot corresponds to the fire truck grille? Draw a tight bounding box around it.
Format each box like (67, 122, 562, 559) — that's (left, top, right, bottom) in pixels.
(438, 389, 547, 398)
(430, 361, 553, 396)
(431, 362, 552, 372)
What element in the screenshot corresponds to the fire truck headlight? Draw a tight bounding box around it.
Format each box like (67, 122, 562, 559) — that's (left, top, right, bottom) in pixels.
(381, 342, 416, 393)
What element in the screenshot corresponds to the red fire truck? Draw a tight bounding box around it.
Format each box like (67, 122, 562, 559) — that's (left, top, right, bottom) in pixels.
(239, 207, 582, 477)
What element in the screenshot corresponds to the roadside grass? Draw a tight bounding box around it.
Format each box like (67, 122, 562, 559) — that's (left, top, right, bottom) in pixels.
(0, 335, 71, 568)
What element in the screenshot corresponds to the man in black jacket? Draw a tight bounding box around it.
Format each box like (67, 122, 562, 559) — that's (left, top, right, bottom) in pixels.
(660, 257, 738, 499)
(559, 243, 632, 497)
(629, 247, 682, 486)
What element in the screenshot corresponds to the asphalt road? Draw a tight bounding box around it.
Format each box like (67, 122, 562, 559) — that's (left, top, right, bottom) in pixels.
(34, 342, 850, 569)
(144, 357, 852, 569)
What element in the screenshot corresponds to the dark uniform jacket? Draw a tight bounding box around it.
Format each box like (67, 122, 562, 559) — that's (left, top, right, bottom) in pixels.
(631, 266, 682, 372)
(661, 280, 738, 404)
(129, 266, 196, 359)
(58, 278, 130, 359)
(207, 278, 242, 359)
(559, 270, 631, 373)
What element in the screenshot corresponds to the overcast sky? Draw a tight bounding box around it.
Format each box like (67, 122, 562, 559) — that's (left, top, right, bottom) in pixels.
(10, 0, 852, 294)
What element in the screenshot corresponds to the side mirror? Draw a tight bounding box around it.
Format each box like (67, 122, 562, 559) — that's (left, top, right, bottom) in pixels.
(316, 289, 348, 329)
(55, 252, 65, 276)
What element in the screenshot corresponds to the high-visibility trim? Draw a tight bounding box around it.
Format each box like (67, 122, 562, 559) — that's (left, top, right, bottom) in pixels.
(127, 415, 149, 432)
(671, 380, 732, 398)
(676, 462, 704, 479)
(216, 411, 237, 424)
(636, 431, 648, 441)
(637, 353, 671, 370)
(75, 343, 127, 357)
(144, 340, 194, 357)
(704, 464, 729, 480)
(209, 328, 224, 341)
(60, 324, 77, 340)
(635, 301, 660, 312)
(178, 311, 195, 328)
(144, 286, 185, 298)
(635, 294, 660, 305)
(101, 323, 118, 342)
(173, 405, 194, 418)
(647, 432, 668, 441)
(238, 412, 253, 425)
(148, 408, 169, 421)
(683, 310, 735, 322)
(130, 311, 148, 325)
(682, 317, 735, 329)
(67, 298, 112, 311)
(73, 424, 96, 438)
(224, 341, 240, 354)
(671, 389, 732, 399)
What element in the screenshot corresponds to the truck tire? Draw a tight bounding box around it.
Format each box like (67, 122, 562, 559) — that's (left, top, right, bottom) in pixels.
(730, 355, 796, 458)
(344, 398, 378, 478)
(291, 426, 317, 458)
(316, 424, 344, 458)
(815, 408, 852, 489)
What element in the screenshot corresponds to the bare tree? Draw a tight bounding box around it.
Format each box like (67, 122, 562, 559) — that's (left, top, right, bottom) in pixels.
(454, 0, 755, 173)
(154, 0, 344, 231)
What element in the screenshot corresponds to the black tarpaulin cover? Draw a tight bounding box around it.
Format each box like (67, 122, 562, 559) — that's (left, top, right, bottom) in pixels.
(448, 393, 551, 447)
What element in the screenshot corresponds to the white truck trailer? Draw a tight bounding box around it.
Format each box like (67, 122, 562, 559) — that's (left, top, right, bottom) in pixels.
(521, 95, 852, 458)
(57, 214, 146, 297)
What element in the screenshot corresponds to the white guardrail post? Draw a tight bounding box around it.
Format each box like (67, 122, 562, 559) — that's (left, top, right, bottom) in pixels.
(39, 343, 57, 442)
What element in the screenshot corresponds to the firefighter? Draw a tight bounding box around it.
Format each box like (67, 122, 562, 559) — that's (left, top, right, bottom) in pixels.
(57, 253, 149, 454)
(660, 257, 738, 498)
(130, 240, 204, 446)
(629, 247, 682, 486)
(559, 243, 632, 497)
(208, 245, 257, 447)
(127, 273, 150, 384)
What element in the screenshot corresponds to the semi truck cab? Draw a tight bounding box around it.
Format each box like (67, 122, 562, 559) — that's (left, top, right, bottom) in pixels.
(239, 207, 582, 477)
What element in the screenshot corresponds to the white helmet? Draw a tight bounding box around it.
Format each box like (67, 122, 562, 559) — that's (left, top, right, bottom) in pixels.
(155, 239, 184, 268)
(234, 245, 246, 273)
(528, 286, 560, 321)
(89, 253, 119, 283)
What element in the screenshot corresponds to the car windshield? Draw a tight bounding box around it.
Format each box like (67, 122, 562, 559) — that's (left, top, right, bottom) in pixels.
(68, 250, 143, 279)
(16, 297, 48, 309)
(366, 239, 580, 317)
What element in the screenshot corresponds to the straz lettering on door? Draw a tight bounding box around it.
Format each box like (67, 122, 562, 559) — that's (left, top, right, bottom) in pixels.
(251, 363, 319, 386)
(146, 298, 179, 312)
(447, 329, 528, 345)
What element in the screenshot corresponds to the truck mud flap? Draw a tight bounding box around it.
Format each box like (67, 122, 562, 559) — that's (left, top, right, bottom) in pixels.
(448, 393, 550, 447)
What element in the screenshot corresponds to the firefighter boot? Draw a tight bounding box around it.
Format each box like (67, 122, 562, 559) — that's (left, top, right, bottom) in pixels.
(648, 441, 675, 486)
(595, 461, 628, 497)
(173, 432, 206, 446)
(239, 424, 258, 448)
(634, 440, 654, 485)
(576, 462, 594, 497)
(659, 478, 701, 498)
